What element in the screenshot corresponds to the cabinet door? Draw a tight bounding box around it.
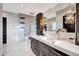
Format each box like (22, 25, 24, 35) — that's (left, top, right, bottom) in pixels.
(31, 38, 40, 56)
(39, 41, 50, 56)
(32, 46, 39, 56)
(40, 48, 49, 56)
(39, 42, 49, 52)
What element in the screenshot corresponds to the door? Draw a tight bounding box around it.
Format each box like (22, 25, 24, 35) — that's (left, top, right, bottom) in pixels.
(3, 17, 7, 44)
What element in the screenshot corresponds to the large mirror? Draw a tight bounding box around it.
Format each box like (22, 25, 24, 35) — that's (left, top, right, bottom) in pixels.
(44, 4, 76, 32)
(43, 3, 76, 44)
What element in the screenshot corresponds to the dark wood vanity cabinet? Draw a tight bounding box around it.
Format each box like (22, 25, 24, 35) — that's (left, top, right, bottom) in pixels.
(39, 49, 49, 56)
(39, 41, 50, 56)
(49, 47, 61, 56)
(49, 47, 68, 56)
(30, 37, 69, 56)
(30, 37, 40, 56)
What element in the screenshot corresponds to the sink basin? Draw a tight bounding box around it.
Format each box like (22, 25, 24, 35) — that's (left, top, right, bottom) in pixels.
(40, 36, 47, 40)
(51, 40, 62, 45)
(39, 36, 62, 45)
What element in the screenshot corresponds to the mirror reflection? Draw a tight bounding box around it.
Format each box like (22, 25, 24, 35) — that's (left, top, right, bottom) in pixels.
(43, 3, 76, 44)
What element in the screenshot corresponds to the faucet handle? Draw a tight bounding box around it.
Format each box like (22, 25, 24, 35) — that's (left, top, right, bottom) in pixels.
(69, 38, 75, 40)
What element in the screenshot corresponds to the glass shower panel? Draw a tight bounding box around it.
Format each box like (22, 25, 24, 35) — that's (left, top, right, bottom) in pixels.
(18, 18, 26, 42)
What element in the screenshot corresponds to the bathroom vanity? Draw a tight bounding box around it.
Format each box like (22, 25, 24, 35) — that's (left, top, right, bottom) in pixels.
(29, 3, 79, 56)
(30, 37, 68, 56)
(29, 34, 79, 56)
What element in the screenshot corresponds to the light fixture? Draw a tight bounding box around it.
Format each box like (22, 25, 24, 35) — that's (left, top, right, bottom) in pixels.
(65, 9, 75, 24)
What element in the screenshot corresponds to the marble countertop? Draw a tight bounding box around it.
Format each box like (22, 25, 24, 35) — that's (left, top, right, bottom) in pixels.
(30, 34, 79, 56)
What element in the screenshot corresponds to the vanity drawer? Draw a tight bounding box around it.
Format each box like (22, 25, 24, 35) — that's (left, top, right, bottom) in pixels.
(40, 49, 49, 56)
(50, 49, 61, 56)
(49, 47, 68, 56)
(30, 37, 69, 56)
(32, 47, 40, 56)
(39, 41, 49, 53)
(31, 39, 40, 56)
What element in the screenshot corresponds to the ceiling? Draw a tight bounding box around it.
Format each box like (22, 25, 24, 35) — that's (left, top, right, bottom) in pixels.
(3, 3, 58, 16)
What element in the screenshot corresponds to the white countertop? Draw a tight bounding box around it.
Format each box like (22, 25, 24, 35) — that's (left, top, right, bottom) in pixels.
(30, 34, 79, 56)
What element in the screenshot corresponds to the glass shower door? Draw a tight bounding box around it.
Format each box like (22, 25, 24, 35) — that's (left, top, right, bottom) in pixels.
(18, 17, 26, 42)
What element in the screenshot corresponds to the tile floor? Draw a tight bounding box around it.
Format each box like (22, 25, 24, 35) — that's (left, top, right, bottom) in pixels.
(2, 37, 36, 56)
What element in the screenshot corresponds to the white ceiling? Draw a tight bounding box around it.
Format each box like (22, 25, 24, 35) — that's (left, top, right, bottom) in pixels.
(3, 3, 58, 16)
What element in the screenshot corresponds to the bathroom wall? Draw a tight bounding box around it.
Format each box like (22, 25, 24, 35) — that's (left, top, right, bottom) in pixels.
(3, 12, 19, 44)
(0, 3, 2, 56)
(3, 12, 36, 43)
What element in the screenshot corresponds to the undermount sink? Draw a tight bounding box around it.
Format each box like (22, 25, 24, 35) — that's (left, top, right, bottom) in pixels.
(51, 40, 62, 45)
(39, 36, 62, 45)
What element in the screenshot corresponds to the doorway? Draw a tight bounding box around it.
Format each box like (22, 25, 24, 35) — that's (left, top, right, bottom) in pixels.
(3, 17, 7, 44)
